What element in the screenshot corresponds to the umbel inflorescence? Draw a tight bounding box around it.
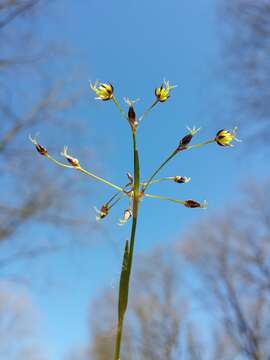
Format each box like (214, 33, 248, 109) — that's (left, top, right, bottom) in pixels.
(30, 79, 240, 360)
(30, 80, 240, 223)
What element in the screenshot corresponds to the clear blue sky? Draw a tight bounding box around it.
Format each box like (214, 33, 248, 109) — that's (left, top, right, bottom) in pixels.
(10, 0, 268, 358)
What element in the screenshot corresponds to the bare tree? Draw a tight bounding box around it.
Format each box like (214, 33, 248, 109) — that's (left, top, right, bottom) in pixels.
(87, 249, 185, 360)
(0, 0, 90, 273)
(218, 0, 270, 141)
(180, 180, 270, 360)
(73, 180, 270, 360)
(0, 280, 48, 360)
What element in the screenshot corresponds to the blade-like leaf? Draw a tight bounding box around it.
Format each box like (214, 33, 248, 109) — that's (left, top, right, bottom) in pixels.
(118, 240, 129, 321)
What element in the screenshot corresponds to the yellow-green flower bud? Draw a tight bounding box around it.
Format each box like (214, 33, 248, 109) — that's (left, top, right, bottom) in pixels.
(215, 127, 240, 147)
(90, 81, 114, 101)
(155, 80, 177, 102)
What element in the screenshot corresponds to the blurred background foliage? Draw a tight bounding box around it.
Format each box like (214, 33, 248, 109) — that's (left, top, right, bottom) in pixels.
(0, 0, 270, 359)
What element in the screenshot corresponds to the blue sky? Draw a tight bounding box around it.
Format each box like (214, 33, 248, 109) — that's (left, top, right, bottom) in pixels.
(7, 0, 269, 358)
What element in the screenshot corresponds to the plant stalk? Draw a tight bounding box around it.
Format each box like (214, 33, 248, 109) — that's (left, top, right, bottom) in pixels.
(114, 132, 140, 360)
(143, 149, 178, 193)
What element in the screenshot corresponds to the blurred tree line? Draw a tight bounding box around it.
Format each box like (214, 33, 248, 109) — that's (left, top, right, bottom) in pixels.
(82, 1, 270, 359)
(83, 182, 270, 360)
(219, 0, 270, 142)
(0, 281, 47, 360)
(0, 0, 90, 273)
(0, 1, 90, 358)
(1, 0, 270, 359)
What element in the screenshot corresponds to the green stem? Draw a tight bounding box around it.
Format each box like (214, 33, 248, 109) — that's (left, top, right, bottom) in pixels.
(106, 185, 130, 209)
(79, 168, 123, 192)
(139, 99, 159, 122)
(114, 133, 140, 360)
(127, 133, 140, 275)
(187, 139, 215, 150)
(142, 138, 215, 193)
(144, 193, 186, 205)
(112, 96, 128, 120)
(143, 149, 178, 193)
(114, 319, 124, 360)
(108, 193, 126, 210)
(106, 191, 123, 206)
(46, 154, 74, 169)
(46, 154, 123, 192)
(141, 176, 175, 187)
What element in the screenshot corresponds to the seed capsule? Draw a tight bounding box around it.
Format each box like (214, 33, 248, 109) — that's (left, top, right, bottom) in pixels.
(61, 146, 80, 167)
(174, 176, 191, 184)
(178, 133, 193, 149)
(184, 200, 202, 208)
(128, 105, 138, 132)
(119, 209, 133, 226)
(95, 204, 109, 221)
(29, 135, 48, 156)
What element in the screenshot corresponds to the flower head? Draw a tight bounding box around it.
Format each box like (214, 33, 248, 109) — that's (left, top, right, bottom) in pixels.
(94, 204, 109, 221)
(215, 127, 241, 147)
(61, 146, 80, 167)
(90, 81, 114, 101)
(155, 79, 177, 102)
(29, 135, 47, 156)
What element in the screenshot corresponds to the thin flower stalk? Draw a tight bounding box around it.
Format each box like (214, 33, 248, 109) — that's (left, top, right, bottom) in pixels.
(143, 138, 215, 192)
(112, 95, 128, 120)
(139, 99, 159, 122)
(142, 149, 178, 192)
(45, 153, 124, 192)
(141, 176, 189, 187)
(144, 193, 207, 208)
(144, 193, 186, 205)
(78, 167, 124, 192)
(187, 139, 215, 149)
(108, 194, 126, 209)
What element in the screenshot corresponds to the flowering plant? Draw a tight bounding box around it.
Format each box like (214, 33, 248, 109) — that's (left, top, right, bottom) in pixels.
(30, 79, 240, 359)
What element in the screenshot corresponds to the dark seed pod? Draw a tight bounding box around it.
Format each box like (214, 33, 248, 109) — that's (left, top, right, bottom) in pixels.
(35, 144, 47, 155)
(174, 176, 189, 183)
(179, 133, 193, 149)
(100, 204, 109, 218)
(128, 106, 136, 123)
(184, 200, 201, 208)
(66, 156, 80, 167)
(128, 105, 138, 132)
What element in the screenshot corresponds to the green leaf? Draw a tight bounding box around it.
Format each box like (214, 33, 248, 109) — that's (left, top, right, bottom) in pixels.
(118, 240, 129, 321)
